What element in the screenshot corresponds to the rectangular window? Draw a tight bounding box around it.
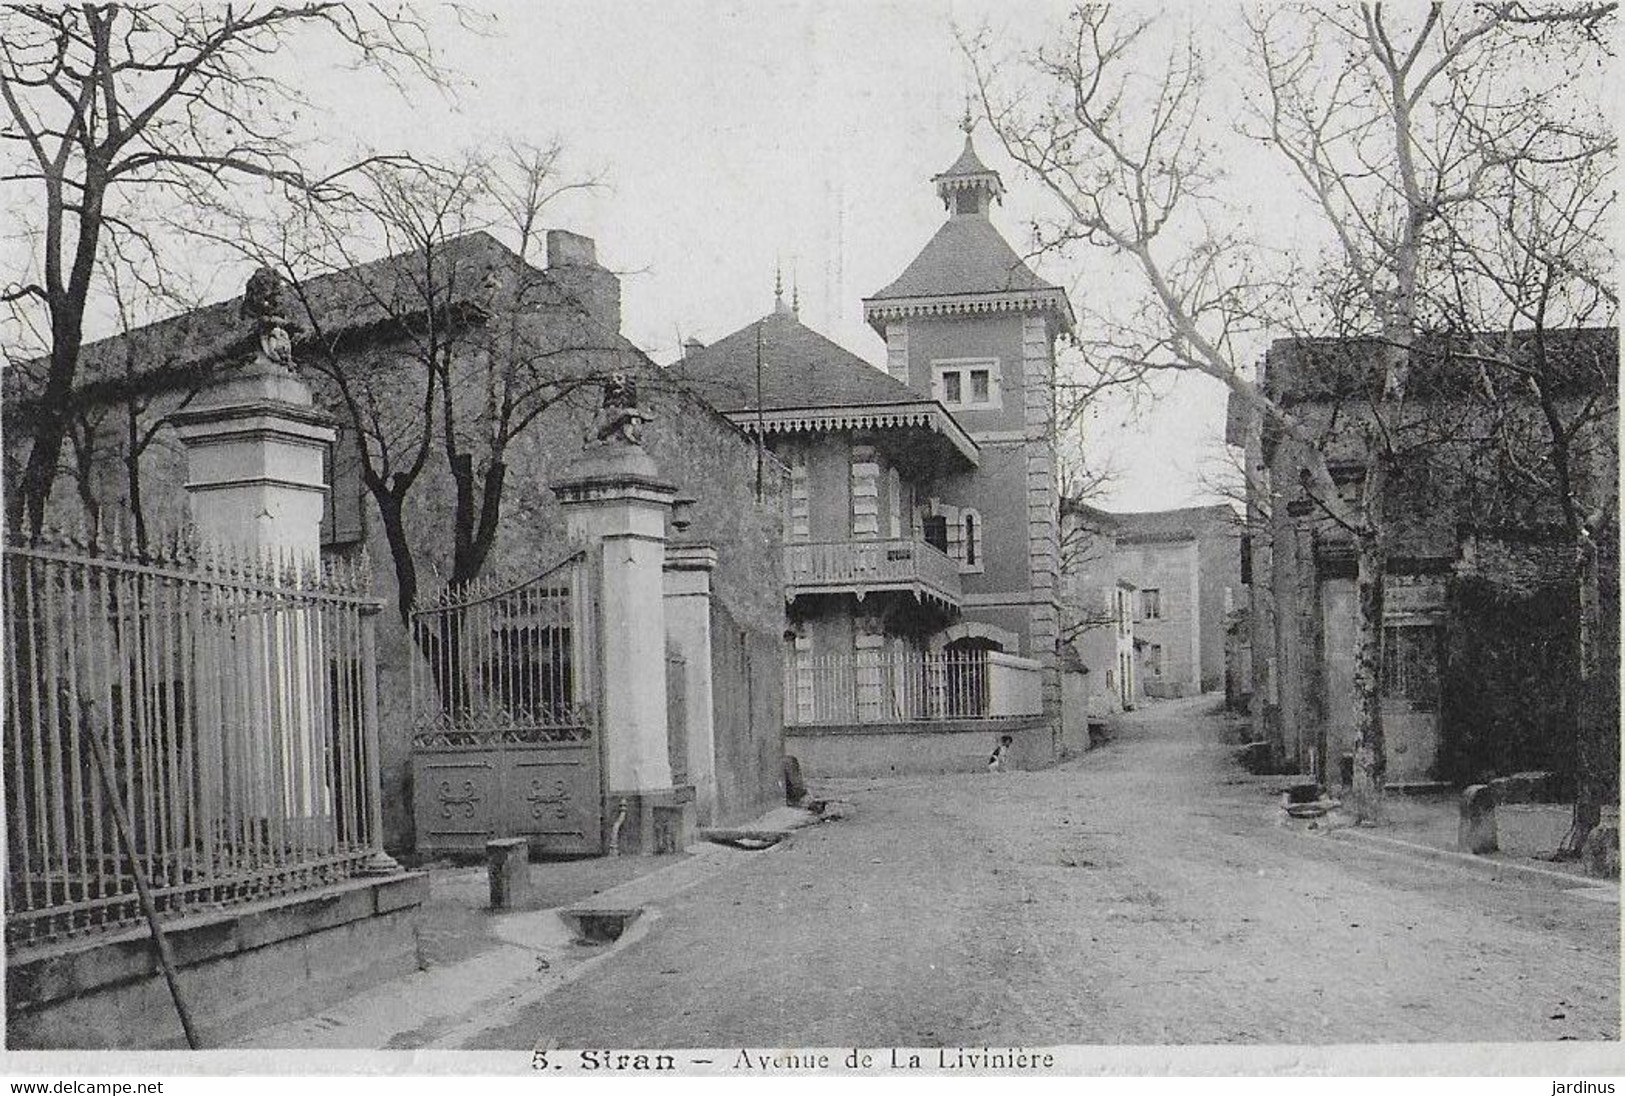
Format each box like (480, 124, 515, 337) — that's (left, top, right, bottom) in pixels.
(1147, 644, 1164, 678)
(1140, 588, 1162, 620)
(922, 515, 949, 554)
(1382, 625, 1440, 712)
(851, 469, 880, 536)
(932, 359, 1000, 410)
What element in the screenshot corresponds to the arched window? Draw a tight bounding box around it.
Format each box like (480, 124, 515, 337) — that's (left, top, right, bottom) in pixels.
(958, 507, 984, 573)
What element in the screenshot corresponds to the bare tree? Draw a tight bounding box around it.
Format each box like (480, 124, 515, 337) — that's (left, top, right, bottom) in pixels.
(964, 2, 1614, 821)
(1056, 440, 1122, 647)
(1, 3, 454, 539)
(203, 152, 610, 624)
(1434, 75, 1617, 852)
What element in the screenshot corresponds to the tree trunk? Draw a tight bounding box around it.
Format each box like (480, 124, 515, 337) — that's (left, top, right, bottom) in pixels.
(373, 492, 418, 628)
(1560, 533, 1609, 857)
(1349, 533, 1387, 823)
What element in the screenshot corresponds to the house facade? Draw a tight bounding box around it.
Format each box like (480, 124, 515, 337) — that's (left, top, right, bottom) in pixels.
(1111, 506, 1239, 698)
(671, 126, 1074, 774)
(1059, 500, 1140, 720)
(1228, 328, 1619, 789)
(1060, 501, 1239, 703)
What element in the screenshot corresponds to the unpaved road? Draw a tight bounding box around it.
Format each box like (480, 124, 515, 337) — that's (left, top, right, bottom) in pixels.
(465, 695, 1618, 1048)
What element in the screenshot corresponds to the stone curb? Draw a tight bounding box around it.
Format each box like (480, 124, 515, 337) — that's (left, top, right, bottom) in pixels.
(1323, 825, 1611, 890)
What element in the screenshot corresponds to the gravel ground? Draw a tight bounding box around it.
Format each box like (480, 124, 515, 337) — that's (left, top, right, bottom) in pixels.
(464, 695, 1619, 1049)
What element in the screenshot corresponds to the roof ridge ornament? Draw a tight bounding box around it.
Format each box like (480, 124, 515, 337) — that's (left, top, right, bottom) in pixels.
(774, 260, 794, 316)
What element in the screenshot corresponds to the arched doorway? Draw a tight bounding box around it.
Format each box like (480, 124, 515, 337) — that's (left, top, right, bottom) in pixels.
(942, 636, 999, 718)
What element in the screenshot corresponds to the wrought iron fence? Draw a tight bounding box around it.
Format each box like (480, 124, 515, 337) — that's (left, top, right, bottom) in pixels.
(407, 551, 594, 746)
(2, 529, 389, 952)
(784, 649, 1044, 726)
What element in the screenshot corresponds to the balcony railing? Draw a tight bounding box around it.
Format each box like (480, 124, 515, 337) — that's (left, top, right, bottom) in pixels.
(785, 649, 1044, 727)
(783, 538, 962, 609)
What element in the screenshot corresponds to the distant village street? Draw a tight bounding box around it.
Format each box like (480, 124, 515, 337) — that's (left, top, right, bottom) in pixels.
(457, 696, 1618, 1050)
(3, 3, 1617, 1073)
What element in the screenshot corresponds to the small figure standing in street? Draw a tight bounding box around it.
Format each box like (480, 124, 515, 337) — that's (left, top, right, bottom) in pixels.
(988, 734, 1014, 773)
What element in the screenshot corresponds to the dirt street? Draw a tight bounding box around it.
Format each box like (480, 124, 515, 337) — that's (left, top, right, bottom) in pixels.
(464, 695, 1618, 1048)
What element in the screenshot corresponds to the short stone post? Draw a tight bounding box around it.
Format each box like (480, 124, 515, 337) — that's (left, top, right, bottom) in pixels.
(551, 376, 692, 854)
(664, 542, 719, 826)
(1458, 784, 1498, 855)
(486, 837, 531, 909)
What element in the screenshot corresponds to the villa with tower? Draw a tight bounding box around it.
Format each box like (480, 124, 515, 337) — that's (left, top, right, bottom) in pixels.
(672, 123, 1075, 774)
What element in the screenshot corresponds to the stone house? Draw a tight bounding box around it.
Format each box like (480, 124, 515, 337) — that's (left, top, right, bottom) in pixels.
(1227, 327, 1619, 788)
(668, 126, 1073, 775)
(4, 229, 789, 852)
(1060, 501, 1240, 702)
(1058, 500, 1140, 719)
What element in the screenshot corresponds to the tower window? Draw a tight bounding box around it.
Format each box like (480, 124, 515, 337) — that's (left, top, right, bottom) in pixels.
(932, 359, 1000, 410)
(955, 191, 981, 215)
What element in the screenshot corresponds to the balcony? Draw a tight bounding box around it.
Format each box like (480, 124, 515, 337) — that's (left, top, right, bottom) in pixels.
(783, 537, 962, 610)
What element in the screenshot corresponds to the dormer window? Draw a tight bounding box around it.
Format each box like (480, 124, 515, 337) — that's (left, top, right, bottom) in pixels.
(933, 359, 1000, 410)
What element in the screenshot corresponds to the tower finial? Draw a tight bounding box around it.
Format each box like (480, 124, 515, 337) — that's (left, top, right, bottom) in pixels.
(773, 260, 793, 315)
(960, 92, 976, 136)
(792, 267, 800, 316)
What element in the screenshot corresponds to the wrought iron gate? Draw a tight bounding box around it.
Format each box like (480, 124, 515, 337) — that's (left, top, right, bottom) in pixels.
(408, 551, 602, 856)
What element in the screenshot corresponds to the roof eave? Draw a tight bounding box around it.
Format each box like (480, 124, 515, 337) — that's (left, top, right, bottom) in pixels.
(717, 400, 980, 468)
(862, 287, 1075, 337)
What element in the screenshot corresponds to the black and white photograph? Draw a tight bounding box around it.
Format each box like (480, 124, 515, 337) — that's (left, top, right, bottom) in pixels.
(0, 0, 1619, 1082)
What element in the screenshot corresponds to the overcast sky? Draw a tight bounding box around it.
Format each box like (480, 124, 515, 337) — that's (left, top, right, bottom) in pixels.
(25, 1, 1581, 512)
(254, 0, 1244, 512)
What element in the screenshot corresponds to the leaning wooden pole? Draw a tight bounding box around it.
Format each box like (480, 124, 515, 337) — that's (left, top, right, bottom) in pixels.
(80, 704, 201, 1049)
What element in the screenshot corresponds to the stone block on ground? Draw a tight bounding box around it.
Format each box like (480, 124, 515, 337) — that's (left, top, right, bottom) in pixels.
(1581, 819, 1620, 880)
(1488, 771, 1559, 806)
(1235, 741, 1271, 774)
(1458, 784, 1498, 855)
(1284, 782, 1323, 805)
(783, 754, 808, 805)
(486, 838, 530, 909)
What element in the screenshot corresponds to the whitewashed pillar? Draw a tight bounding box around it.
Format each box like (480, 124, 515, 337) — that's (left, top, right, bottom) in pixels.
(552, 433, 681, 845)
(664, 543, 718, 825)
(170, 357, 334, 561)
(169, 270, 398, 874)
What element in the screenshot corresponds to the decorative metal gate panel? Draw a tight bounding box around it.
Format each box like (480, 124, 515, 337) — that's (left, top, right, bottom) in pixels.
(409, 551, 601, 856)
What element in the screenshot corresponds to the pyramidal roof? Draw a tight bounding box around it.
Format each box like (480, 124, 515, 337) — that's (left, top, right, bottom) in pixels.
(864, 130, 1074, 334)
(666, 305, 922, 413)
(868, 215, 1056, 301)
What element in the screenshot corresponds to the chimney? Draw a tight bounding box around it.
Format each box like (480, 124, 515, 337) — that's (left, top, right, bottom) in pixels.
(546, 229, 621, 336)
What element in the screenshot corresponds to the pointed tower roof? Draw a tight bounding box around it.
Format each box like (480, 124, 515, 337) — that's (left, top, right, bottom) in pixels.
(933, 133, 1005, 209)
(864, 125, 1074, 336)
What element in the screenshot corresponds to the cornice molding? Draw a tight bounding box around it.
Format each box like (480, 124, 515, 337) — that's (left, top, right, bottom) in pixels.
(720, 402, 980, 468)
(863, 288, 1075, 334)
